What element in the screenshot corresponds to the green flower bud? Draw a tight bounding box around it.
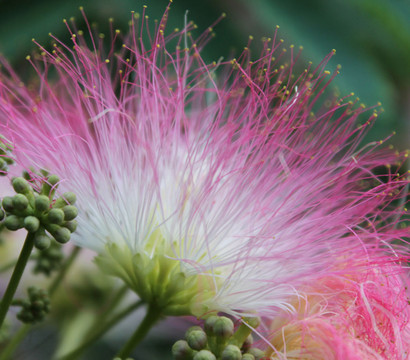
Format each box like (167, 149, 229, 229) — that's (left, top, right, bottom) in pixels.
(193, 350, 216, 360)
(172, 340, 194, 360)
(12, 194, 29, 211)
(48, 174, 60, 186)
(187, 329, 208, 351)
(64, 220, 78, 233)
(0, 209, 5, 221)
(214, 317, 234, 339)
(241, 354, 255, 360)
(34, 234, 51, 250)
(62, 205, 78, 221)
(243, 317, 261, 329)
(52, 226, 71, 244)
(4, 215, 23, 231)
(12, 177, 30, 194)
(204, 315, 219, 335)
(64, 192, 76, 204)
(24, 216, 40, 233)
(42, 175, 59, 196)
(35, 195, 50, 212)
(2, 196, 14, 212)
(47, 208, 65, 224)
(221, 345, 241, 360)
(242, 335, 253, 352)
(247, 348, 265, 360)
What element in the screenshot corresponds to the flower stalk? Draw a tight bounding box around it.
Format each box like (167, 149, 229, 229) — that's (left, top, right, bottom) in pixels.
(0, 232, 35, 328)
(115, 303, 163, 358)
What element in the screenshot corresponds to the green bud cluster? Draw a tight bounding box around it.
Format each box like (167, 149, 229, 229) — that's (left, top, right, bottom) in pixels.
(172, 315, 265, 360)
(32, 242, 65, 276)
(0, 136, 14, 176)
(0, 174, 78, 250)
(12, 286, 50, 324)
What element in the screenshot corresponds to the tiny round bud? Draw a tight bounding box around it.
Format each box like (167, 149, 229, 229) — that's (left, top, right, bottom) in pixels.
(213, 317, 234, 339)
(2, 196, 14, 212)
(172, 340, 194, 360)
(242, 335, 253, 352)
(193, 350, 216, 360)
(62, 205, 78, 221)
(247, 348, 265, 360)
(35, 195, 50, 212)
(241, 354, 255, 360)
(62, 192, 76, 205)
(47, 208, 65, 224)
(34, 234, 51, 250)
(221, 345, 241, 360)
(204, 315, 218, 335)
(64, 220, 78, 233)
(4, 215, 23, 231)
(12, 177, 30, 194)
(187, 329, 207, 350)
(243, 317, 261, 329)
(24, 216, 40, 232)
(52, 226, 71, 244)
(12, 194, 29, 211)
(47, 175, 60, 186)
(0, 209, 5, 221)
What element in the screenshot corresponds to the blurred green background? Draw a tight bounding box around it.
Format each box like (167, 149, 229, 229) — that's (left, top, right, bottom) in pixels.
(0, 0, 409, 358)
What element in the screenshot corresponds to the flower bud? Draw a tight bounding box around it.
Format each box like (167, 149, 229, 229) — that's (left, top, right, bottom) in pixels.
(42, 175, 59, 196)
(247, 348, 265, 360)
(187, 329, 208, 350)
(204, 315, 218, 335)
(12, 177, 30, 194)
(51, 226, 71, 244)
(34, 234, 51, 250)
(0, 209, 5, 221)
(221, 345, 241, 360)
(172, 340, 194, 360)
(63, 192, 76, 205)
(64, 220, 78, 233)
(2, 196, 14, 212)
(214, 317, 234, 339)
(4, 215, 23, 231)
(12, 194, 29, 211)
(241, 354, 255, 360)
(35, 195, 50, 212)
(193, 350, 216, 360)
(47, 208, 65, 224)
(62, 205, 78, 221)
(24, 216, 40, 233)
(242, 335, 253, 352)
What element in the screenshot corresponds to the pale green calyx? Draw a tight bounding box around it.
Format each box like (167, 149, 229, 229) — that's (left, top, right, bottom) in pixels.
(95, 239, 216, 316)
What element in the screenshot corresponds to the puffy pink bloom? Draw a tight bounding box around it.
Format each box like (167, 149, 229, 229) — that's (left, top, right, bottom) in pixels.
(265, 263, 410, 360)
(0, 6, 408, 317)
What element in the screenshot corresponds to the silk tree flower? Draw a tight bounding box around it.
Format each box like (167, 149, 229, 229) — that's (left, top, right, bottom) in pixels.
(0, 7, 408, 318)
(265, 263, 410, 360)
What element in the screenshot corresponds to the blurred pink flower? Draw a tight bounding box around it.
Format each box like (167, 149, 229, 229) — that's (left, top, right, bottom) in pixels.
(0, 6, 408, 318)
(265, 263, 410, 360)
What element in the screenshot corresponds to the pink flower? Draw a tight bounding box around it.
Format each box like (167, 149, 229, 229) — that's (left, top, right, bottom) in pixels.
(0, 7, 408, 317)
(265, 263, 410, 359)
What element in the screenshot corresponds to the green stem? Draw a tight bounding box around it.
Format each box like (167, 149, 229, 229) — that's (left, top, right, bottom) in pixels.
(0, 233, 35, 328)
(48, 246, 81, 296)
(115, 303, 162, 358)
(57, 300, 143, 360)
(0, 324, 30, 360)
